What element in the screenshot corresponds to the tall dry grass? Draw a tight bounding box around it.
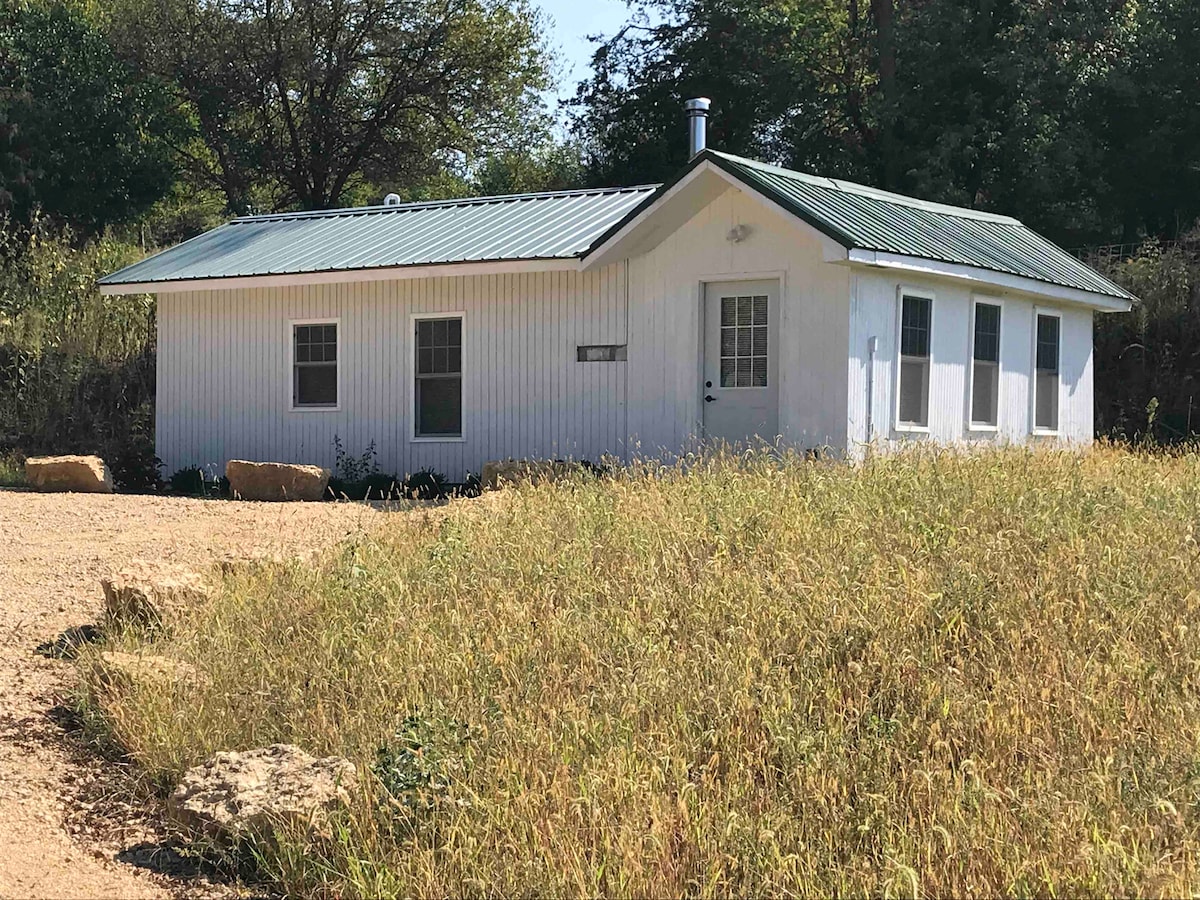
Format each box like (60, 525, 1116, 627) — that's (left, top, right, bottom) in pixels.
(84, 446, 1200, 897)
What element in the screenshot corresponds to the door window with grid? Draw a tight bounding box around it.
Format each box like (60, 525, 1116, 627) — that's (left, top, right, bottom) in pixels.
(415, 317, 462, 436)
(293, 322, 337, 408)
(719, 294, 769, 388)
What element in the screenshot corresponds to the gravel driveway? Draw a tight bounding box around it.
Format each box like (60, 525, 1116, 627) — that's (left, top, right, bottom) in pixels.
(0, 489, 380, 898)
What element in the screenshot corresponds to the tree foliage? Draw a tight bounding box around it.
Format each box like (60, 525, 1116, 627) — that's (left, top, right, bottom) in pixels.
(571, 0, 1200, 247)
(0, 1, 183, 236)
(109, 0, 553, 212)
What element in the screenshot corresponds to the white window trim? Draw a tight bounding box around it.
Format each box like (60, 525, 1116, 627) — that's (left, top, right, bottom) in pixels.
(288, 317, 341, 413)
(966, 296, 1004, 433)
(1031, 306, 1063, 436)
(409, 310, 467, 443)
(894, 286, 935, 433)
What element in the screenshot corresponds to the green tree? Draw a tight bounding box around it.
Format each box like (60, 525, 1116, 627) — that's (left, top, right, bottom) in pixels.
(110, 0, 553, 212)
(569, 0, 874, 187)
(0, 1, 183, 237)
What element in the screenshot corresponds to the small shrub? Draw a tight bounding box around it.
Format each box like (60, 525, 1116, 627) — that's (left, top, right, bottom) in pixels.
(327, 472, 403, 502)
(332, 435, 378, 483)
(0, 450, 25, 487)
(374, 714, 471, 826)
(105, 435, 162, 492)
(168, 466, 205, 496)
(402, 468, 447, 500)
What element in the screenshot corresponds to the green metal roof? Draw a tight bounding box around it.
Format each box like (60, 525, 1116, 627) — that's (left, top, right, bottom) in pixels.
(702, 151, 1134, 302)
(101, 148, 1131, 304)
(99, 185, 657, 286)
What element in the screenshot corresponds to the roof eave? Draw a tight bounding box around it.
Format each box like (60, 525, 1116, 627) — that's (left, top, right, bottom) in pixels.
(97, 256, 583, 295)
(845, 249, 1136, 311)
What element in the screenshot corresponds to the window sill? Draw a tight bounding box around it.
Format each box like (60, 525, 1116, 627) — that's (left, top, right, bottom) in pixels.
(411, 435, 466, 444)
(966, 424, 999, 433)
(893, 423, 930, 434)
(1032, 429, 1061, 438)
(290, 405, 340, 413)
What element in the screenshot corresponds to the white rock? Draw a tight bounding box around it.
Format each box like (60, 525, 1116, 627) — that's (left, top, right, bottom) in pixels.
(169, 744, 358, 841)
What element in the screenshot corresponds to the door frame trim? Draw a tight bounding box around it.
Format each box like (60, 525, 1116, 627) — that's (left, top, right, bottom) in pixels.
(697, 272, 786, 440)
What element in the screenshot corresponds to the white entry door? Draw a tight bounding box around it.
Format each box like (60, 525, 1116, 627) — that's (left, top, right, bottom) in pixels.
(702, 280, 780, 444)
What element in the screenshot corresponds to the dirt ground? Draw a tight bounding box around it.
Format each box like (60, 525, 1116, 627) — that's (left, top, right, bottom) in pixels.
(0, 489, 382, 899)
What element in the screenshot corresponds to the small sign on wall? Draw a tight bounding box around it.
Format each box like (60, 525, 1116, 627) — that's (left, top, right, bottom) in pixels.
(577, 345, 628, 362)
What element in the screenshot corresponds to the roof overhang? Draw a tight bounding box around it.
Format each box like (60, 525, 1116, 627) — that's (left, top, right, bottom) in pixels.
(580, 158, 849, 271)
(845, 250, 1134, 312)
(98, 256, 580, 295)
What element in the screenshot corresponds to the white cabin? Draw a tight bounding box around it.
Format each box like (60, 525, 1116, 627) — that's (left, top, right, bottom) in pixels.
(100, 112, 1133, 481)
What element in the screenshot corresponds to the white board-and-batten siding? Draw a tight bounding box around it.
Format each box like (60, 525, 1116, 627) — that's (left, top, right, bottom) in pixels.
(847, 270, 1096, 451)
(626, 186, 852, 454)
(156, 268, 630, 479)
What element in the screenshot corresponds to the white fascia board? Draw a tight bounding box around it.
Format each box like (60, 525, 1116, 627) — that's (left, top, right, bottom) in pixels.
(98, 256, 581, 295)
(581, 160, 849, 270)
(845, 249, 1133, 312)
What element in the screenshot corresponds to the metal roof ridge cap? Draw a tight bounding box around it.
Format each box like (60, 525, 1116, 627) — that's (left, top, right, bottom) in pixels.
(230, 184, 662, 224)
(709, 150, 1023, 226)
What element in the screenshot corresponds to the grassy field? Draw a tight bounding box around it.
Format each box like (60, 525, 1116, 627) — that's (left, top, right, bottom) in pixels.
(83, 446, 1200, 897)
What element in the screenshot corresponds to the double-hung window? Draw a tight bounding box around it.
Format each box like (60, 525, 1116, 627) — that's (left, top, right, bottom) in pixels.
(897, 294, 932, 428)
(970, 302, 1001, 428)
(415, 316, 462, 437)
(1034, 312, 1060, 432)
(293, 322, 338, 408)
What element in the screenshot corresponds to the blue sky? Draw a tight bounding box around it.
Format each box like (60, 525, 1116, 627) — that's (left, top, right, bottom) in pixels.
(536, 0, 632, 101)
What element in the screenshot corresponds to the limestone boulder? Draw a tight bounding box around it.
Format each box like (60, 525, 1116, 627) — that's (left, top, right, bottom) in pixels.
(25, 455, 113, 494)
(169, 744, 358, 842)
(102, 560, 209, 630)
(481, 458, 597, 491)
(226, 460, 330, 502)
(94, 651, 198, 692)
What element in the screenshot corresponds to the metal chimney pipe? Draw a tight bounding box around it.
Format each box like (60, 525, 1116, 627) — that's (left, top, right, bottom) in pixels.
(685, 97, 711, 158)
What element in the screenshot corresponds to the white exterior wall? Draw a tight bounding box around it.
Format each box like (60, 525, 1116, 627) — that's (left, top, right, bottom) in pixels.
(156, 268, 630, 479)
(626, 186, 851, 455)
(847, 269, 1096, 452)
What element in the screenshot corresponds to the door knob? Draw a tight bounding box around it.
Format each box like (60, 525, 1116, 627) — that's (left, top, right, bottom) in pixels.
(704, 395, 716, 403)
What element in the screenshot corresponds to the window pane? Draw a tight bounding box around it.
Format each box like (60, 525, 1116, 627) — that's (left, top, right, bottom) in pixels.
(972, 360, 998, 426)
(1036, 370, 1059, 430)
(737, 358, 752, 387)
(325, 340, 337, 362)
(418, 348, 433, 375)
(899, 357, 929, 425)
(753, 326, 768, 356)
(721, 330, 736, 358)
(1036, 315, 1060, 373)
(417, 319, 433, 347)
(417, 376, 462, 435)
(295, 325, 309, 344)
(296, 364, 337, 407)
(974, 303, 1000, 363)
(323, 325, 337, 344)
(720, 357, 736, 387)
(737, 327, 752, 356)
(901, 296, 931, 358)
(448, 347, 461, 374)
(752, 296, 768, 326)
(433, 347, 448, 374)
(296, 344, 310, 363)
(448, 318, 462, 345)
(737, 297, 753, 326)
(721, 298, 736, 327)
(752, 357, 768, 387)
(432, 318, 447, 346)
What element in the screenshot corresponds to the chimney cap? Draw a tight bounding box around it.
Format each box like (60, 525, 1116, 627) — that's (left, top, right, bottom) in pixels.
(685, 97, 711, 114)
(383, 193, 402, 207)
